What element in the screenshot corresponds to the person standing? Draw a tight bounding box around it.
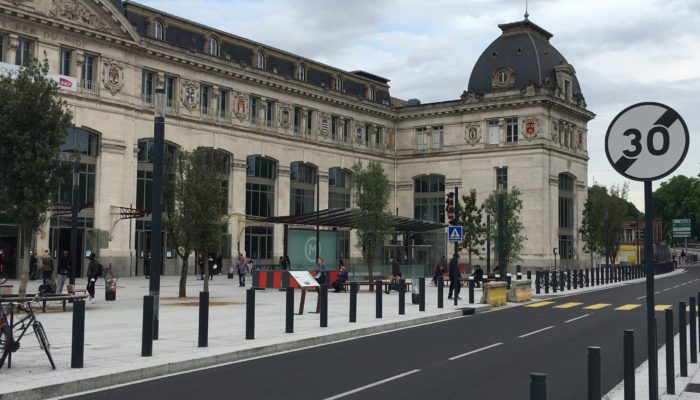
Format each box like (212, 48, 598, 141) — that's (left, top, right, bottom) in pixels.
(29, 251, 38, 280)
(236, 255, 247, 287)
(208, 252, 216, 281)
(56, 250, 70, 294)
(315, 257, 327, 285)
(197, 254, 205, 280)
(41, 250, 54, 285)
(448, 253, 461, 300)
(283, 255, 291, 270)
(144, 252, 151, 279)
(386, 256, 403, 293)
(216, 253, 223, 275)
(86, 253, 100, 302)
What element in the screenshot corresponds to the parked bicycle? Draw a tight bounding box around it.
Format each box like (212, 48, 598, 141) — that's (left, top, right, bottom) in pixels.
(536, 270, 560, 290)
(0, 295, 55, 369)
(572, 269, 589, 287)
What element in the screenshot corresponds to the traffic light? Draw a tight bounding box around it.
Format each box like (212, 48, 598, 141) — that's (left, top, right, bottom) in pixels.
(445, 192, 455, 223)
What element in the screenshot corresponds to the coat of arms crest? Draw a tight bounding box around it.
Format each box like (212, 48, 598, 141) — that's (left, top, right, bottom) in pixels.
(522, 117, 538, 141)
(234, 95, 249, 122)
(102, 60, 124, 95)
(319, 113, 330, 137)
(180, 80, 199, 112)
(278, 104, 292, 129)
(464, 124, 481, 145)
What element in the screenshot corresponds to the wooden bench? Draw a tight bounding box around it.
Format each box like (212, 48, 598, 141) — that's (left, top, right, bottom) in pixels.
(0, 293, 90, 312)
(344, 280, 412, 293)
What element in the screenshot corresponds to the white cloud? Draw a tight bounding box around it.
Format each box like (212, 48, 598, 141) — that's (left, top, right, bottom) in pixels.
(135, 0, 700, 208)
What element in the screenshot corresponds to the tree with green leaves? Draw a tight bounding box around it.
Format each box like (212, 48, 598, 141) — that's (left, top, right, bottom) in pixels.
(351, 161, 394, 283)
(457, 189, 486, 267)
(0, 60, 73, 295)
(579, 183, 630, 264)
(653, 174, 700, 243)
(482, 187, 526, 270)
(166, 148, 226, 296)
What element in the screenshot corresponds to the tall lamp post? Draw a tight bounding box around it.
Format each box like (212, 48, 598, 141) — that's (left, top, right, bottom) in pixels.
(149, 87, 165, 339)
(69, 167, 79, 285)
(553, 247, 558, 270)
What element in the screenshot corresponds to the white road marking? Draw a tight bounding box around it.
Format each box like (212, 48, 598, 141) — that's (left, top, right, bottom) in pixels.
(565, 314, 591, 323)
(636, 296, 646, 300)
(448, 342, 503, 361)
(519, 326, 555, 338)
(655, 291, 662, 294)
(673, 285, 680, 289)
(663, 288, 671, 292)
(323, 369, 421, 400)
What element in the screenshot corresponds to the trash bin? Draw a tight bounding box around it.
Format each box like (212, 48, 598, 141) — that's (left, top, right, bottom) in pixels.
(411, 277, 419, 304)
(105, 276, 118, 301)
(228, 266, 234, 279)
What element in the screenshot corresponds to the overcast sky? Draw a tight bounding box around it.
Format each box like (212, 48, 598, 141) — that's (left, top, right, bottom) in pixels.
(135, 0, 699, 209)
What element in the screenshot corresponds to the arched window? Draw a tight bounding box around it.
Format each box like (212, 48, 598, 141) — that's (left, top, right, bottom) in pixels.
(329, 168, 352, 209)
(290, 162, 317, 215)
(334, 76, 343, 92)
(208, 37, 219, 56)
(245, 155, 276, 261)
(367, 86, 374, 101)
(413, 175, 445, 223)
(256, 51, 266, 69)
(558, 173, 575, 261)
(152, 20, 164, 40)
(296, 64, 306, 81)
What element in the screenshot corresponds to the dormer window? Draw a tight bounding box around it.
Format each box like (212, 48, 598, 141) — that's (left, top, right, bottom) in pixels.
(296, 64, 306, 81)
(208, 37, 219, 56)
(152, 20, 164, 40)
(334, 76, 343, 92)
(366, 86, 374, 101)
(256, 51, 266, 69)
(491, 67, 515, 89)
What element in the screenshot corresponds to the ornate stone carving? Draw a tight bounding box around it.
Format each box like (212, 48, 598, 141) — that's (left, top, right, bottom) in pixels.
(180, 80, 199, 112)
(551, 119, 559, 141)
(50, 0, 112, 34)
(233, 94, 248, 122)
(522, 117, 540, 141)
(386, 128, 394, 149)
(491, 67, 515, 89)
(278, 104, 292, 129)
(464, 123, 481, 145)
(354, 123, 364, 144)
(318, 112, 330, 137)
(576, 128, 585, 150)
(102, 60, 124, 95)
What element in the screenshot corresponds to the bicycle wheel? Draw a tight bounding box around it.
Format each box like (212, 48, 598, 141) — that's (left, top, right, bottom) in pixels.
(0, 324, 13, 369)
(0, 272, 7, 285)
(33, 321, 55, 370)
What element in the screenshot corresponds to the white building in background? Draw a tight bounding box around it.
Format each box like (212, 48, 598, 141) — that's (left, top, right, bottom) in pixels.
(0, 0, 593, 278)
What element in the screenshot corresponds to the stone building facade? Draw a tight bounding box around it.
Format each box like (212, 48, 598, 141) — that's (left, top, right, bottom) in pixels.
(0, 0, 594, 277)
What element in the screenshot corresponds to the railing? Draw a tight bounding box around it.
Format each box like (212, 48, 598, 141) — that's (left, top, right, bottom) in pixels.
(80, 80, 99, 95)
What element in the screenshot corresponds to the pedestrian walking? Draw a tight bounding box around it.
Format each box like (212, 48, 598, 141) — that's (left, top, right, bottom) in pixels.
(448, 253, 461, 300)
(41, 250, 54, 285)
(144, 252, 151, 279)
(216, 254, 223, 275)
(385, 256, 403, 294)
(56, 250, 70, 294)
(86, 253, 101, 302)
(208, 253, 216, 280)
(29, 251, 38, 280)
(235, 255, 247, 287)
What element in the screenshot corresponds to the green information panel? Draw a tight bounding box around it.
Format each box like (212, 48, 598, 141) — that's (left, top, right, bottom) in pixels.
(288, 229, 337, 270)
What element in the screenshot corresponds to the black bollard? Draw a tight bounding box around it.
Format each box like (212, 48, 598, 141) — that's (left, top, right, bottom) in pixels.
(567, 270, 571, 291)
(544, 271, 549, 294)
(399, 279, 405, 315)
(320, 284, 328, 327)
(198, 291, 209, 348)
(535, 271, 541, 295)
(588, 346, 601, 400)
(141, 295, 153, 357)
(286, 286, 294, 333)
(623, 330, 635, 400)
(680, 301, 688, 376)
(375, 280, 382, 319)
(596, 267, 600, 286)
(246, 289, 255, 340)
(517, 264, 522, 280)
(692, 296, 698, 363)
(71, 299, 85, 368)
(469, 278, 475, 304)
(530, 373, 547, 400)
(573, 270, 578, 290)
(527, 270, 532, 281)
(665, 309, 675, 395)
(560, 271, 565, 292)
(349, 282, 358, 323)
(419, 277, 426, 311)
(697, 292, 700, 351)
(438, 276, 443, 309)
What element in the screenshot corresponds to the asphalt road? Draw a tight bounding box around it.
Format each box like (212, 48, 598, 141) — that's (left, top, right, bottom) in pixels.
(68, 267, 700, 400)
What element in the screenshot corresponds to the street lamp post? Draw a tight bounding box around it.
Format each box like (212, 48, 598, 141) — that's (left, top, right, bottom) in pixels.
(69, 168, 79, 285)
(149, 87, 165, 340)
(553, 247, 558, 270)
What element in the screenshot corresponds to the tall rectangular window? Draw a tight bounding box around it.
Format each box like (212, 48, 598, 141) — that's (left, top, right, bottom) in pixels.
(265, 100, 274, 128)
(431, 126, 443, 149)
(488, 120, 500, 144)
(81, 54, 97, 92)
(331, 116, 338, 141)
(141, 70, 154, 104)
(250, 96, 258, 124)
(165, 75, 175, 109)
(343, 119, 350, 143)
(218, 89, 228, 118)
(496, 167, 508, 192)
(365, 125, 371, 147)
(15, 38, 32, 66)
(0, 34, 4, 62)
(506, 117, 518, 142)
(416, 127, 428, 150)
(200, 85, 210, 115)
(375, 126, 383, 148)
(306, 110, 313, 135)
(60, 48, 72, 76)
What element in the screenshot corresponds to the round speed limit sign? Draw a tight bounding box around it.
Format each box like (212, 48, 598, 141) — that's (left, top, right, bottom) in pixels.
(605, 102, 689, 181)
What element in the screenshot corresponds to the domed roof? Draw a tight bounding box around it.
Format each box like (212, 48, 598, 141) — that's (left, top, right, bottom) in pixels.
(467, 19, 582, 97)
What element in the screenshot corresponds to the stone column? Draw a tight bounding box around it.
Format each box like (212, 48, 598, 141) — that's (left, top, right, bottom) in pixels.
(231, 158, 248, 257)
(275, 164, 291, 259)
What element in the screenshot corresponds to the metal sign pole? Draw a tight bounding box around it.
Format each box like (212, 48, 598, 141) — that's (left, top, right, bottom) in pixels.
(644, 181, 657, 399)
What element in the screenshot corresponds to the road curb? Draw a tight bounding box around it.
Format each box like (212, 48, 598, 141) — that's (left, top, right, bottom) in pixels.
(1, 309, 473, 400)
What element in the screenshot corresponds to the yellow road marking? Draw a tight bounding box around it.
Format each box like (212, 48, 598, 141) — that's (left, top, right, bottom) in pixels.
(525, 301, 555, 308)
(655, 305, 673, 311)
(553, 302, 583, 309)
(615, 304, 642, 311)
(584, 303, 612, 310)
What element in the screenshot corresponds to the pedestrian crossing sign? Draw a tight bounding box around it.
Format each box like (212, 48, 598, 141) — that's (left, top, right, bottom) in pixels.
(448, 226, 462, 243)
